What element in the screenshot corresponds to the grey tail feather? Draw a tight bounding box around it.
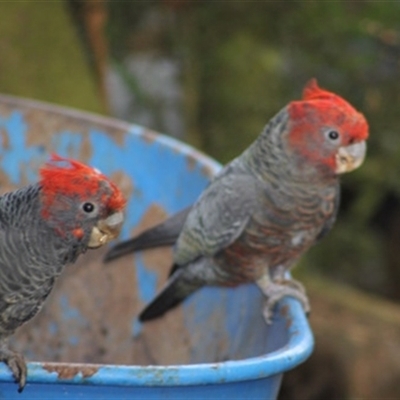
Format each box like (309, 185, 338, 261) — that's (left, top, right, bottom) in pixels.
(103, 207, 191, 262)
(139, 266, 200, 321)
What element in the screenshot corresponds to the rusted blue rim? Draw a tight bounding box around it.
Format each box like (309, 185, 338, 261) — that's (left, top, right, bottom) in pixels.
(0, 297, 313, 387)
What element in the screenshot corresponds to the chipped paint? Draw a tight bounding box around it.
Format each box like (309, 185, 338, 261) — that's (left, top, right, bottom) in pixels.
(201, 163, 217, 179)
(280, 303, 294, 330)
(140, 129, 158, 144)
(186, 152, 197, 171)
(42, 363, 99, 379)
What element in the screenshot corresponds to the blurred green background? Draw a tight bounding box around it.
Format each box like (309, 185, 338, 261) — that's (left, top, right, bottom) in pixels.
(2, 1, 400, 398)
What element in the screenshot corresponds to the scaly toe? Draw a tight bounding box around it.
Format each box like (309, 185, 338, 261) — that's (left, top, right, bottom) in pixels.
(274, 278, 306, 294)
(262, 304, 275, 325)
(2, 351, 27, 392)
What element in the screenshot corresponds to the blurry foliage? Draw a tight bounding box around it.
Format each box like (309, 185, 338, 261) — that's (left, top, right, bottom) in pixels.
(0, 0, 103, 113)
(103, 2, 400, 300)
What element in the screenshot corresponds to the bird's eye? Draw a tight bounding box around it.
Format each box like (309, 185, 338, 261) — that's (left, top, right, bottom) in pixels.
(82, 202, 95, 213)
(327, 130, 340, 141)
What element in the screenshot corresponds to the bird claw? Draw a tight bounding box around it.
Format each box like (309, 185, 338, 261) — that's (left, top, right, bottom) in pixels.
(262, 304, 275, 325)
(0, 347, 27, 392)
(258, 278, 310, 325)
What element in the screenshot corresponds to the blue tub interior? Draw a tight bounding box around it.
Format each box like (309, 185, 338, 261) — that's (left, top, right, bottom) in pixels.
(0, 95, 314, 399)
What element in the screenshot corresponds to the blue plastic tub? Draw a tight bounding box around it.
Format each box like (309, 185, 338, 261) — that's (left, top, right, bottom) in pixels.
(0, 95, 313, 399)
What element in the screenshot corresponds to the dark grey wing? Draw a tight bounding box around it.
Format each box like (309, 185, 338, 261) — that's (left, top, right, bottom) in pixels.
(174, 172, 261, 266)
(104, 207, 191, 262)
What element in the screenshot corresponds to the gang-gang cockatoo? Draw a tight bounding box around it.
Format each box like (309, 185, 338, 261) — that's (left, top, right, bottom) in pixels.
(105, 79, 369, 324)
(0, 155, 126, 391)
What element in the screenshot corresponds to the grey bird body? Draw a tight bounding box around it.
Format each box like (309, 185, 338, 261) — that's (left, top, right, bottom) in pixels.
(138, 111, 340, 321)
(105, 80, 368, 324)
(0, 185, 80, 338)
(0, 156, 126, 391)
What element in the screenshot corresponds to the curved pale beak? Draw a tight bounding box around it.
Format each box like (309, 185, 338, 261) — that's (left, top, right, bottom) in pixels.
(336, 141, 367, 174)
(88, 211, 124, 249)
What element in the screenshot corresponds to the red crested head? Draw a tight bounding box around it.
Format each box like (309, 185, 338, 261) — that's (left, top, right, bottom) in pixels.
(40, 154, 126, 212)
(286, 79, 369, 176)
(39, 155, 126, 248)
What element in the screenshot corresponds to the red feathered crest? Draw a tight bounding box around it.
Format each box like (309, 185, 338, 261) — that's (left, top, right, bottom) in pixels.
(288, 78, 369, 143)
(39, 154, 126, 211)
(302, 78, 340, 102)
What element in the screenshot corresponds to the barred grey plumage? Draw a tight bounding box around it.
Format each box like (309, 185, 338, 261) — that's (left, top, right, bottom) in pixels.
(0, 156, 125, 392)
(105, 80, 369, 325)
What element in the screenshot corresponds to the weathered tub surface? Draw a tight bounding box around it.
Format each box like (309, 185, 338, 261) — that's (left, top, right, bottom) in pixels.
(0, 94, 314, 399)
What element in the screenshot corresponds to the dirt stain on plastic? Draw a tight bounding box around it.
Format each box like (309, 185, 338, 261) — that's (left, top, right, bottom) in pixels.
(42, 363, 99, 379)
